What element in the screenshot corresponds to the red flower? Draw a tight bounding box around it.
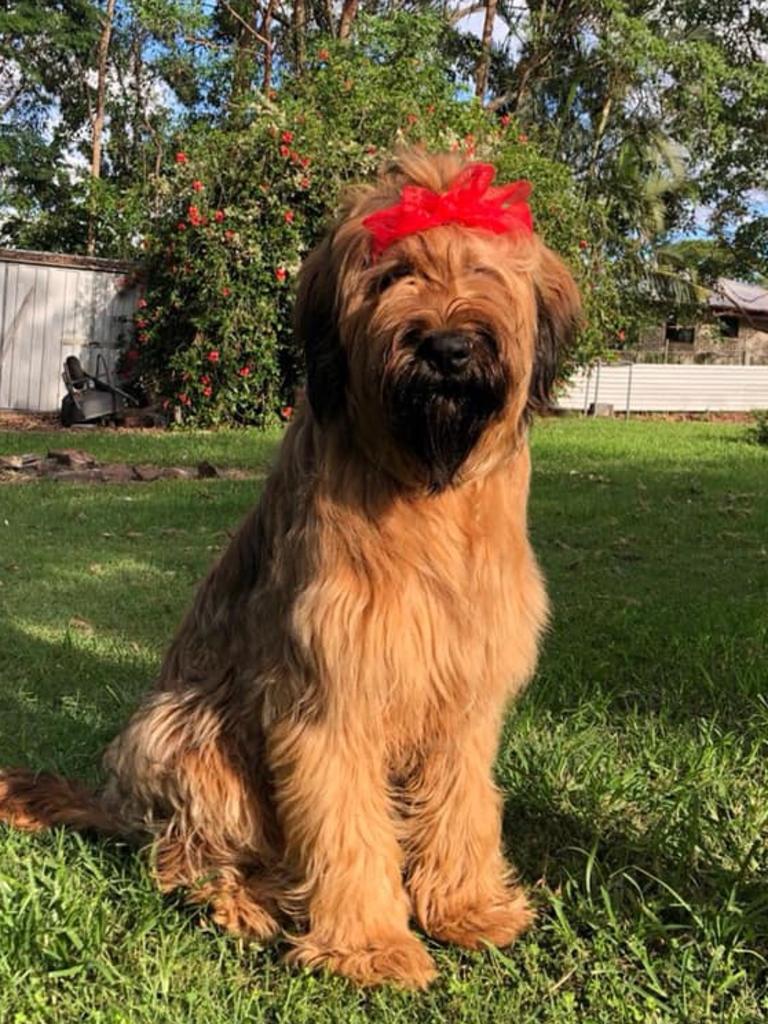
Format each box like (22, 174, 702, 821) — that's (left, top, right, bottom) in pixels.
(137, 331, 148, 343)
(213, 209, 225, 223)
(178, 392, 190, 404)
(177, 222, 186, 232)
(578, 239, 588, 250)
(284, 210, 295, 224)
(175, 152, 188, 164)
(191, 179, 204, 191)
(207, 350, 220, 363)
(406, 113, 418, 125)
(281, 130, 294, 144)
(318, 48, 329, 61)
(426, 104, 435, 114)
(135, 318, 147, 329)
(366, 145, 377, 156)
(137, 298, 147, 309)
(518, 132, 528, 144)
(221, 286, 231, 297)
(187, 204, 201, 225)
(200, 374, 211, 386)
(617, 329, 626, 342)
(275, 267, 286, 282)
(280, 405, 294, 420)
(125, 348, 139, 361)
(224, 229, 235, 241)
(500, 114, 511, 127)
(299, 156, 310, 168)
(299, 176, 310, 189)
(268, 88, 277, 100)
(238, 366, 251, 377)
(279, 145, 290, 158)
(202, 386, 213, 398)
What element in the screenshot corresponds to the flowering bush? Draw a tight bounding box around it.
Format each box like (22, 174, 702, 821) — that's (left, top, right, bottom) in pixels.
(127, 14, 619, 426)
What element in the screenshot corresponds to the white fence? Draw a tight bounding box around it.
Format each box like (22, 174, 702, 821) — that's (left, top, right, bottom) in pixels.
(0, 249, 139, 413)
(558, 363, 768, 414)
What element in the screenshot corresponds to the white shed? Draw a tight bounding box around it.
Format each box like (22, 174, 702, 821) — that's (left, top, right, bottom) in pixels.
(0, 249, 139, 414)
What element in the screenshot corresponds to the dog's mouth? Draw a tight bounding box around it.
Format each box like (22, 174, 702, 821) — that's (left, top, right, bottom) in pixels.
(382, 339, 508, 490)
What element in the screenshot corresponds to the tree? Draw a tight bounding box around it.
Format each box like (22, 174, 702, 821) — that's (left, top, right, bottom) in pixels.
(0, 0, 99, 244)
(87, 0, 117, 253)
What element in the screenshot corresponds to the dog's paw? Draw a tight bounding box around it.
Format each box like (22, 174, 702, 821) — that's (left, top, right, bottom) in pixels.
(285, 931, 437, 988)
(425, 888, 534, 950)
(209, 892, 281, 942)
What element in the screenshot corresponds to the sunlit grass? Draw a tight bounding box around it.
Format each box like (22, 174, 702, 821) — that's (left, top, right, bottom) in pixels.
(0, 418, 766, 1022)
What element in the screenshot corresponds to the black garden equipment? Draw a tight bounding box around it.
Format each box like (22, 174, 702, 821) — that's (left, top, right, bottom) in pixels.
(60, 353, 138, 426)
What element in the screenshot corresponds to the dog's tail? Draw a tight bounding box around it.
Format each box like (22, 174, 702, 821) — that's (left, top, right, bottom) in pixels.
(0, 769, 127, 836)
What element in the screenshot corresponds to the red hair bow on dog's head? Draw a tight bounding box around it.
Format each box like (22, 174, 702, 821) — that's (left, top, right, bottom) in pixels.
(362, 162, 533, 258)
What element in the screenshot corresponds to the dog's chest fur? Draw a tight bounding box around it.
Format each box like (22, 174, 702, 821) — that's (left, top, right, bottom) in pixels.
(288, 444, 548, 745)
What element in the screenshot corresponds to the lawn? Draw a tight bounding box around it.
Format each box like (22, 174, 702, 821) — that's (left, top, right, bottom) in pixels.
(0, 419, 766, 1023)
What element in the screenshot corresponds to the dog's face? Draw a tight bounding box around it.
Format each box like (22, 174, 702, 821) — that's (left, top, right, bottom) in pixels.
(295, 151, 580, 489)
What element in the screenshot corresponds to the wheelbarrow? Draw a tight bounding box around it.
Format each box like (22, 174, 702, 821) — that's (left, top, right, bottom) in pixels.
(60, 353, 138, 426)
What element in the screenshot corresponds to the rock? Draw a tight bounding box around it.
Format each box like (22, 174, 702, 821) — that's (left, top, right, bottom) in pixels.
(100, 463, 138, 483)
(132, 465, 163, 482)
(0, 454, 40, 472)
(197, 460, 219, 479)
(157, 467, 192, 479)
(49, 469, 104, 484)
(47, 448, 98, 469)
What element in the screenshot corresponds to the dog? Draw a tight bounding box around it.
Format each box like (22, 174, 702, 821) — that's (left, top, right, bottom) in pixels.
(0, 149, 580, 988)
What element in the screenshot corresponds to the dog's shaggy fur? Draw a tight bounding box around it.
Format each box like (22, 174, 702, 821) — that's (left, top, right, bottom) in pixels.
(0, 150, 580, 988)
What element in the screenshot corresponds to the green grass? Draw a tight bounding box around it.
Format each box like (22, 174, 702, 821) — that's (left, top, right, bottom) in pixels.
(0, 418, 766, 1023)
(0, 426, 283, 470)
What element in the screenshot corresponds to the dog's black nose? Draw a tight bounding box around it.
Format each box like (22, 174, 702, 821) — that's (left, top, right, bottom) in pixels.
(418, 331, 472, 375)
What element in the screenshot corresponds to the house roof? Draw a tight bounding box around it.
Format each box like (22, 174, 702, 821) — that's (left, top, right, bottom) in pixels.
(708, 278, 768, 317)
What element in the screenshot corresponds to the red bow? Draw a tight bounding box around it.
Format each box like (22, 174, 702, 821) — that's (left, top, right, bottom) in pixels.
(362, 162, 533, 258)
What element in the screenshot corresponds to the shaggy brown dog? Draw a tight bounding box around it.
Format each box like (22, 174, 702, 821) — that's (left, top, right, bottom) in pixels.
(0, 150, 579, 989)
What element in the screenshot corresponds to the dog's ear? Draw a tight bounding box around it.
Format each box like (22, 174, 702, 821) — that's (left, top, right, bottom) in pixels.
(294, 235, 347, 423)
(529, 246, 581, 416)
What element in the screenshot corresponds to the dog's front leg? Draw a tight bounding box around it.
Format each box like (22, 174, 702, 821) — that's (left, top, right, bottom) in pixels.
(269, 718, 436, 988)
(404, 712, 534, 950)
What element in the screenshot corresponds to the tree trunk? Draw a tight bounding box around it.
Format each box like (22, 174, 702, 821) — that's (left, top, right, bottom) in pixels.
(338, 0, 359, 40)
(87, 0, 116, 255)
(226, 1, 269, 107)
(474, 0, 497, 102)
(262, 0, 276, 92)
(292, 0, 306, 72)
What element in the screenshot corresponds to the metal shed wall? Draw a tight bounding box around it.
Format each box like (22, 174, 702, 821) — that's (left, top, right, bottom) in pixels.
(0, 250, 138, 413)
(558, 363, 768, 413)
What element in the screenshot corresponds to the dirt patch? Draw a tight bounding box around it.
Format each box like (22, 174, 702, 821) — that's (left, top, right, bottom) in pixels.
(629, 411, 756, 423)
(0, 409, 166, 432)
(0, 449, 256, 484)
(0, 412, 62, 431)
